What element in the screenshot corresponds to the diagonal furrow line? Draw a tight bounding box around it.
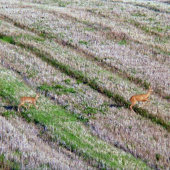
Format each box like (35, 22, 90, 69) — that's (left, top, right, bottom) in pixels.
(5, 37, 169, 132)
(1, 13, 168, 100)
(0, 13, 170, 131)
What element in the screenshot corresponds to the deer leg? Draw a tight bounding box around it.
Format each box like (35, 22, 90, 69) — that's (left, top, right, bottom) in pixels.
(33, 102, 37, 109)
(18, 102, 27, 112)
(27, 103, 31, 110)
(130, 100, 136, 113)
(144, 100, 150, 106)
(144, 97, 149, 105)
(139, 102, 145, 108)
(22, 104, 28, 109)
(18, 103, 21, 112)
(139, 99, 150, 108)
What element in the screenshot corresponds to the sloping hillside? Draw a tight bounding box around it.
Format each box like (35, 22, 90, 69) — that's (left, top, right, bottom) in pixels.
(0, 0, 170, 169)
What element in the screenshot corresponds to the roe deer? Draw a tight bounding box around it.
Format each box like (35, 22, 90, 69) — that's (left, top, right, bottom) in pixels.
(130, 87, 153, 113)
(18, 93, 40, 112)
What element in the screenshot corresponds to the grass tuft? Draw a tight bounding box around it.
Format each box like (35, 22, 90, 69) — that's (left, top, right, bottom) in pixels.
(155, 153, 161, 161)
(79, 40, 89, 46)
(0, 153, 20, 170)
(38, 84, 76, 95)
(82, 106, 98, 115)
(0, 34, 15, 44)
(118, 39, 127, 45)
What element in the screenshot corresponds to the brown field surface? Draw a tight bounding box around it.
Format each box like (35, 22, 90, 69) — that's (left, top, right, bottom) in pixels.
(0, 0, 170, 169)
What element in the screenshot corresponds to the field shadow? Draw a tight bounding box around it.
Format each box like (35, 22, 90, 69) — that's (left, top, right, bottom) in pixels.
(109, 104, 123, 108)
(2, 105, 18, 111)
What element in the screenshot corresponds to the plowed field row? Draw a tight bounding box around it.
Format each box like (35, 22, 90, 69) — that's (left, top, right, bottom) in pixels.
(0, 0, 170, 169)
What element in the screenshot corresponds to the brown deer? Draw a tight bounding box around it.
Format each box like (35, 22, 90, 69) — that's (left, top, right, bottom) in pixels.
(18, 93, 40, 112)
(130, 87, 153, 113)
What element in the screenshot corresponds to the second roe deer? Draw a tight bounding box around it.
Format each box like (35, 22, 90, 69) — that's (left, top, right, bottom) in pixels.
(18, 93, 40, 112)
(130, 86, 153, 113)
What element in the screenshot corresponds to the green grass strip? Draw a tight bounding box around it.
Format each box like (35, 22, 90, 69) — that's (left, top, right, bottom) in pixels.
(0, 31, 168, 131)
(37, 84, 76, 95)
(0, 34, 15, 44)
(0, 68, 151, 169)
(11, 40, 170, 132)
(0, 31, 169, 131)
(0, 153, 20, 170)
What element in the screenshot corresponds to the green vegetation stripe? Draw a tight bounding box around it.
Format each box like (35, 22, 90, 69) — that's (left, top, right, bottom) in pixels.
(0, 31, 169, 131)
(13, 40, 170, 132)
(0, 153, 20, 170)
(0, 68, 150, 169)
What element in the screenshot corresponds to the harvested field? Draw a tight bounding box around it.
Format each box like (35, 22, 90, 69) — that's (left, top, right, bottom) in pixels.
(0, 0, 170, 169)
